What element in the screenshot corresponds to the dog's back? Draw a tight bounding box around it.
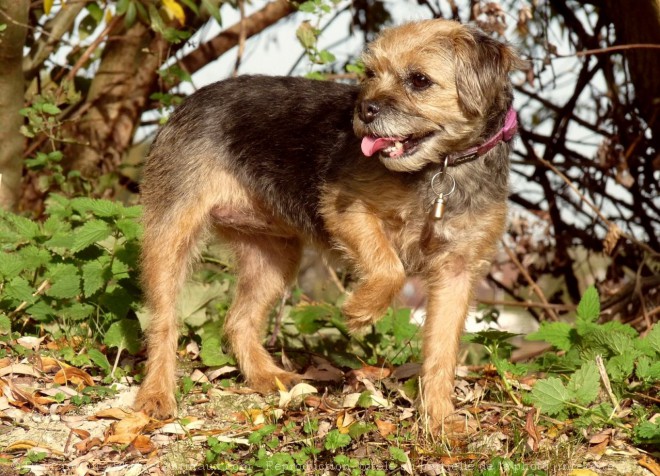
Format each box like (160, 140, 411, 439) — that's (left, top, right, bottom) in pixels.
(142, 76, 360, 238)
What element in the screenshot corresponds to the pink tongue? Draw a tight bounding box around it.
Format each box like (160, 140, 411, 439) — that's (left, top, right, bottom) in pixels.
(361, 136, 398, 157)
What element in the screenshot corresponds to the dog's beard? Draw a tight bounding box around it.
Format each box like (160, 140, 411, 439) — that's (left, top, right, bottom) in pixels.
(354, 111, 445, 172)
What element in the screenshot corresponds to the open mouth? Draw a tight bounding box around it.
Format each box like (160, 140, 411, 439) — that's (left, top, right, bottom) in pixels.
(361, 132, 435, 159)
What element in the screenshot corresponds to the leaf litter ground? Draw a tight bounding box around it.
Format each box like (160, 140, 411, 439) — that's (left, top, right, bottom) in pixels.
(0, 331, 656, 476)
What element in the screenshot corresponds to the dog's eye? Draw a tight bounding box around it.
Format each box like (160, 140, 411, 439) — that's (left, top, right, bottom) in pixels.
(364, 69, 375, 79)
(409, 72, 432, 90)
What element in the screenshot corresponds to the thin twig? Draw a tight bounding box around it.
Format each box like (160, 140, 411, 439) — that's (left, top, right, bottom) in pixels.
(267, 291, 289, 348)
(595, 355, 619, 415)
(325, 263, 345, 294)
(536, 155, 658, 257)
(9, 280, 50, 318)
(232, 0, 246, 77)
(65, 16, 120, 83)
(501, 242, 560, 321)
(478, 299, 574, 311)
(570, 43, 660, 57)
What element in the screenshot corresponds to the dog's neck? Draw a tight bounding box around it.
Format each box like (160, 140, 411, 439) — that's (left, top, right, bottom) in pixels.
(445, 107, 518, 167)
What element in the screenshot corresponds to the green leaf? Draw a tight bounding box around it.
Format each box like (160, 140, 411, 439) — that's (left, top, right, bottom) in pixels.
(199, 336, 233, 366)
(324, 430, 351, 451)
(635, 356, 660, 382)
(291, 304, 330, 334)
(530, 377, 570, 415)
(61, 302, 94, 321)
(357, 391, 373, 408)
(296, 21, 317, 50)
(116, 218, 141, 240)
(17, 246, 51, 271)
(121, 205, 142, 219)
(70, 197, 121, 218)
(72, 220, 112, 252)
(0, 253, 25, 279)
(82, 261, 109, 297)
(248, 424, 276, 444)
(6, 214, 40, 240)
(526, 322, 574, 351)
(201, 0, 222, 25)
(298, 1, 316, 13)
(644, 324, 660, 354)
(576, 285, 600, 323)
(46, 263, 80, 299)
(0, 314, 11, 334)
(41, 103, 61, 115)
(44, 232, 75, 253)
(88, 348, 112, 374)
(634, 420, 660, 444)
(319, 50, 336, 63)
(606, 353, 635, 382)
(104, 319, 142, 354)
(26, 301, 55, 321)
(124, 1, 137, 28)
(86, 2, 104, 22)
(567, 361, 600, 405)
(5, 277, 36, 304)
(389, 446, 408, 464)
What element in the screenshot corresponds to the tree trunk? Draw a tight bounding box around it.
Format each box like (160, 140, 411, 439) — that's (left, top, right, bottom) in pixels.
(600, 0, 660, 144)
(64, 21, 169, 176)
(0, 0, 29, 210)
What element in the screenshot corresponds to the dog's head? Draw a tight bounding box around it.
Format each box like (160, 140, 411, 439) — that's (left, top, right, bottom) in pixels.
(354, 19, 525, 172)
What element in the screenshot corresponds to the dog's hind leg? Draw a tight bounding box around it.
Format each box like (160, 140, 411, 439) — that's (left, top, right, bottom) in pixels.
(220, 231, 303, 392)
(134, 180, 215, 419)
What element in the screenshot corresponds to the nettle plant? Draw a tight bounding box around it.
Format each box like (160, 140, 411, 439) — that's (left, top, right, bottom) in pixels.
(524, 287, 660, 445)
(0, 195, 143, 363)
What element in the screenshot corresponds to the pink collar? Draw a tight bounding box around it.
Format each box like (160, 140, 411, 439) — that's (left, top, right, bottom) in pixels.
(446, 107, 518, 166)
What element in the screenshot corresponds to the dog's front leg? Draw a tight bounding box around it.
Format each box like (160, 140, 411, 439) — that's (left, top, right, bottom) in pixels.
(324, 204, 406, 331)
(420, 255, 475, 430)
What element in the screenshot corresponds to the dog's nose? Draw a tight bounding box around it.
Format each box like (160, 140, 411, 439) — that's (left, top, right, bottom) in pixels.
(359, 101, 380, 123)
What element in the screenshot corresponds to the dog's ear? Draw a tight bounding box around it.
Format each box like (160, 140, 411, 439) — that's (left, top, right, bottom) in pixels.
(452, 26, 525, 117)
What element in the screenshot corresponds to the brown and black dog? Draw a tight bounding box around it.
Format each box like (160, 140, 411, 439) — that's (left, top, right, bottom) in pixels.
(135, 19, 523, 431)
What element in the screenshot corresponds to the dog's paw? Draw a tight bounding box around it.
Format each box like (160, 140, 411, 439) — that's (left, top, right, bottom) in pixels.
(418, 397, 455, 429)
(247, 371, 302, 394)
(342, 294, 387, 332)
(134, 388, 177, 420)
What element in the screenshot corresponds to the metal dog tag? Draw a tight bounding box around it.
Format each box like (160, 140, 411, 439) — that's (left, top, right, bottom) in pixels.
(432, 193, 446, 220)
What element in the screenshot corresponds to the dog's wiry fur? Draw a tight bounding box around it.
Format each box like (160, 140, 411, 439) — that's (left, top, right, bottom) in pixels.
(135, 19, 523, 430)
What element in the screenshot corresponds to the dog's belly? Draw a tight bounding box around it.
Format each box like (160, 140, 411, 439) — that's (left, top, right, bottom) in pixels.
(193, 76, 362, 239)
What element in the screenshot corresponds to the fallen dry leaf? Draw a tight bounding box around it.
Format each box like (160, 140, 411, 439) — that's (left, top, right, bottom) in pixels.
(639, 456, 660, 476)
(53, 367, 94, 388)
(524, 408, 540, 451)
(391, 363, 421, 380)
(206, 365, 238, 381)
(72, 429, 91, 440)
(93, 407, 132, 420)
(0, 363, 42, 378)
(375, 419, 396, 438)
(17, 336, 46, 350)
(301, 359, 343, 383)
(189, 368, 208, 384)
(278, 382, 318, 408)
(74, 436, 103, 453)
(589, 428, 614, 444)
(109, 411, 150, 437)
(130, 434, 156, 454)
(346, 365, 391, 387)
(337, 411, 355, 434)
